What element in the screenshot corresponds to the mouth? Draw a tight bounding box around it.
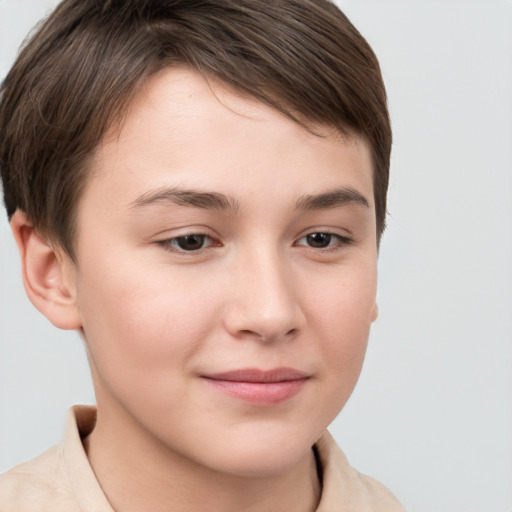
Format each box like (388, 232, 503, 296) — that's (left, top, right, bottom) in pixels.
(201, 368, 310, 406)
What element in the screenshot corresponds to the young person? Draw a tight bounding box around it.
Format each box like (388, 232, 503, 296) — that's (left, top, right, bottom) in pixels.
(0, 0, 404, 510)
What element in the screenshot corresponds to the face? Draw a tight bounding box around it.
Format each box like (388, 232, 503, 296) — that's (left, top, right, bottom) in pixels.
(70, 67, 378, 478)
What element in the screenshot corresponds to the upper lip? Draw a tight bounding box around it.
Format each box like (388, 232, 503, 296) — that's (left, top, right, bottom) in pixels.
(202, 368, 309, 383)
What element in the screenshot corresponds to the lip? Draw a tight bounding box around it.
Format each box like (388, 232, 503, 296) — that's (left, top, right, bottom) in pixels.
(201, 368, 309, 406)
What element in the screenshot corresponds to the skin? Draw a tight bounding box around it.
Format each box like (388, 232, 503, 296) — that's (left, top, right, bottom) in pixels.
(12, 67, 378, 512)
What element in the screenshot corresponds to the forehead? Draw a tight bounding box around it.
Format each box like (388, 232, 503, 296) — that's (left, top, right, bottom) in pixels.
(85, 66, 374, 210)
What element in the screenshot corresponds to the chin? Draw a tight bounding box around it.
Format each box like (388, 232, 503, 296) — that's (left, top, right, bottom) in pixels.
(195, 425, 319, 478)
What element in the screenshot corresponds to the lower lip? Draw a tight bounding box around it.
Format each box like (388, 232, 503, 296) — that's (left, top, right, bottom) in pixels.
(203, 378, 307, 406)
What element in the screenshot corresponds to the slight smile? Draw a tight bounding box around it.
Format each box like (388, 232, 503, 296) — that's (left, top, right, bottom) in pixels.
(201, 368, 310, 406)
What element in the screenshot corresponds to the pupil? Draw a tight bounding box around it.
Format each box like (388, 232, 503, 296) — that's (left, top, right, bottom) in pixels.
(177, 235, 205, 251)
(307, 233, 331, 248)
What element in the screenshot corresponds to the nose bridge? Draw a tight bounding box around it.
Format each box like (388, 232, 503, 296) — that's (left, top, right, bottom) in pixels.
(226, 243, 302, 341)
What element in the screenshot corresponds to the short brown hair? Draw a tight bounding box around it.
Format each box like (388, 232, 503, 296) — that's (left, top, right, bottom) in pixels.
(0, 0, 391, 260)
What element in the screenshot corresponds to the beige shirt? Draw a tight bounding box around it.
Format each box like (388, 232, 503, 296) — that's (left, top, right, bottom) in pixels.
(0, 406, 405, 511)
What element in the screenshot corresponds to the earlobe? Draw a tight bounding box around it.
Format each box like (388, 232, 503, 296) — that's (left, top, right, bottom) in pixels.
(10, 211, 82, 330)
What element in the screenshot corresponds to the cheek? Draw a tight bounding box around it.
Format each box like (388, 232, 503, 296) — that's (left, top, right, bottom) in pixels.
(305, 261, 376, 382)
(75, 258, 219, 382)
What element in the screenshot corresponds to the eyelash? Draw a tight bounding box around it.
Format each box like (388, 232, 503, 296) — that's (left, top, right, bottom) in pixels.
(294, 232, 353, 251)
(157, 233, 217, 253)
(157, 231, 353, 254)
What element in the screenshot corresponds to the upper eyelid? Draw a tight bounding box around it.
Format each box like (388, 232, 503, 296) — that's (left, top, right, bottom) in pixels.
(152, 225, 219, 239)
(156, 229, 352, 238)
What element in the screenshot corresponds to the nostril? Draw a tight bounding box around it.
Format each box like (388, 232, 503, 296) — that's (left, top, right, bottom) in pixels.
(239, 329, 258, 338)
(235, 328, 298, 343)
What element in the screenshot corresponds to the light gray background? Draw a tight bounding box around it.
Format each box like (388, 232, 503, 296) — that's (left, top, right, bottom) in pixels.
(1, 1, 511, 510)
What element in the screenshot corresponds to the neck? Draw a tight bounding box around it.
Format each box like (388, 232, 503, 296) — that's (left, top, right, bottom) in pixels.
(84, 406, 321, 512)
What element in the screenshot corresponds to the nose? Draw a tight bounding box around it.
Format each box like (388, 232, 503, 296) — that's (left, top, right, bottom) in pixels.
(223, 249, 304, 343)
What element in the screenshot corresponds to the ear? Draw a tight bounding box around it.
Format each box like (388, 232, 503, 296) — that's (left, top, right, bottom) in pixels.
(10, 210, 82, 330)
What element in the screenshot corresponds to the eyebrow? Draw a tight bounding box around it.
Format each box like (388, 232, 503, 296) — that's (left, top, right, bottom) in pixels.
(295, 187, 370, 210)
(129, 187, 240, 211)
(129, 185, 369, 213)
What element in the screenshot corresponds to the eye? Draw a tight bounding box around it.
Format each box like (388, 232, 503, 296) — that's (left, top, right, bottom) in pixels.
(163, 234, 214, 252)
(296, 232, 351, 249)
